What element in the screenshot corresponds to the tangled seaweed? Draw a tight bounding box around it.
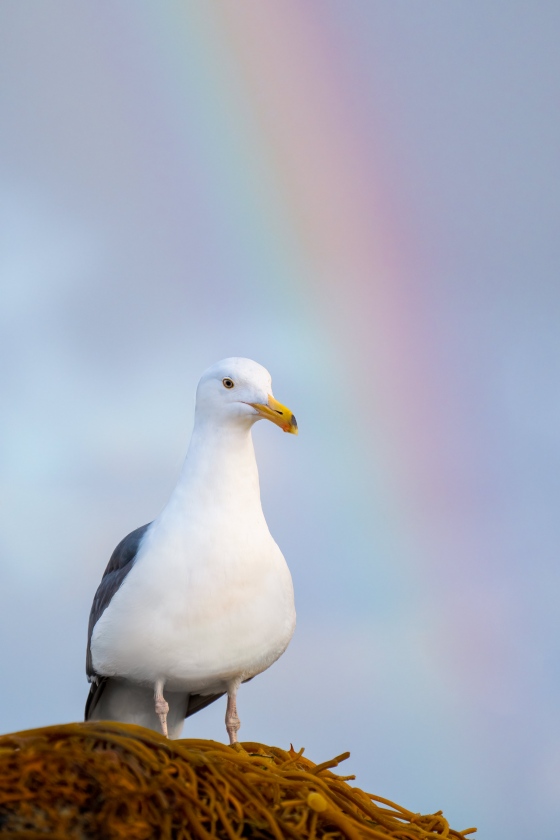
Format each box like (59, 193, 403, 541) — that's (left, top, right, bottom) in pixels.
(0, 722, 476, 839)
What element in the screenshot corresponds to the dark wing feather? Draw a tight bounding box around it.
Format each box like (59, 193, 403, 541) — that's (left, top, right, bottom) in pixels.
(186, 693, 225, 717)
(86, 523, 151, 681)
(85, 676, 108, 720)
(186, 677, 254, 719)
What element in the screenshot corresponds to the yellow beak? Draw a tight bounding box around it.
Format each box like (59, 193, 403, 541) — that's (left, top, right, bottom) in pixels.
(250, 394, 298, 434)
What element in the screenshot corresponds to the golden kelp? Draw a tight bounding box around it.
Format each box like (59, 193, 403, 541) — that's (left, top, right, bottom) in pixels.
(0, 722, 476, 839)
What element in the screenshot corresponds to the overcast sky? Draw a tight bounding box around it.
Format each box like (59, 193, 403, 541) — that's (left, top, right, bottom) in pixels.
(1, 4, 559, 838)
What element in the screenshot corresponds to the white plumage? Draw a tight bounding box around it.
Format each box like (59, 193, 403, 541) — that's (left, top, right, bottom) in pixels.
(86, 358, 297, 741)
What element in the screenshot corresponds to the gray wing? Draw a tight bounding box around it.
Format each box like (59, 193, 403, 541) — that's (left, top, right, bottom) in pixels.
(86, 523, 151, 681)
(186, 692, 225, 718)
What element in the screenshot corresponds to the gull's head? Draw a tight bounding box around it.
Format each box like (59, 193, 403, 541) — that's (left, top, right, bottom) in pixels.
(195, 357, 298, 434)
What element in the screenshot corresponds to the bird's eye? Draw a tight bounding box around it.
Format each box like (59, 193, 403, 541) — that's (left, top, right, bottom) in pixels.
(222, 378, 235, 389)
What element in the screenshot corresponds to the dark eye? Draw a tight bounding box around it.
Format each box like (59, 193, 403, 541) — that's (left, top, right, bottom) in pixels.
(222, 378, 234, 389)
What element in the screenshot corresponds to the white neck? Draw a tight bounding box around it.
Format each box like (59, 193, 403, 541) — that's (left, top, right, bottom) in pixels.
(158, 416, 264, 527)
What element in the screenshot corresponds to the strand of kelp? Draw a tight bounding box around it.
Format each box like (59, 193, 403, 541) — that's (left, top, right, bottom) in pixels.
(0, 722, 477, 839)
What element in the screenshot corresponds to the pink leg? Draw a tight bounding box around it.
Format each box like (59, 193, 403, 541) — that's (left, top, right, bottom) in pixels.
(225, 683, 241, 745)
(154, 679, 169, 738)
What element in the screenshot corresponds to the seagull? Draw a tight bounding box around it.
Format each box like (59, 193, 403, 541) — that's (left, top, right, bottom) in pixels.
(85, 358, 297, 743)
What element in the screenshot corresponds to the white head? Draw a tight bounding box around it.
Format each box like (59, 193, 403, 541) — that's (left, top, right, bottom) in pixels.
(194, 358, 298, 434)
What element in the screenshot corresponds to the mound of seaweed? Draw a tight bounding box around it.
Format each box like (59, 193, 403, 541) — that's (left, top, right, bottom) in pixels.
(0, 722, 475, 839)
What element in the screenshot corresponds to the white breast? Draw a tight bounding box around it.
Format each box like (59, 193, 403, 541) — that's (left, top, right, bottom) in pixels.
(91, 520, 295, 692)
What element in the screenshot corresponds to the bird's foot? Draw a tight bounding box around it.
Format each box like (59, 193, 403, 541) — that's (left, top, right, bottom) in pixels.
(225, 680, 242, 745)
(229, 741, 247, 754)
(226, 718, 240, 745)
(225, 707, 241, 745)
(154, 689, 169, 738)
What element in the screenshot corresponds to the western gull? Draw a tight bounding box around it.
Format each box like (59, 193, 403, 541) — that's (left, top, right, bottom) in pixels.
(85, 358, 297, 743)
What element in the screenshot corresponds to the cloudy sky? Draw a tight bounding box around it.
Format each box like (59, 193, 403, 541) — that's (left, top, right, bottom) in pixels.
(1, 3, 559, 838)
